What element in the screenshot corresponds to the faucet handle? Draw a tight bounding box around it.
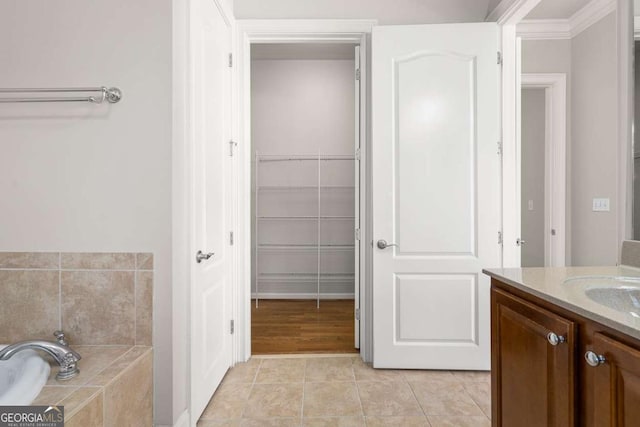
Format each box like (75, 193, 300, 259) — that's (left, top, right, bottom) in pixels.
(53, 330, 68, 346)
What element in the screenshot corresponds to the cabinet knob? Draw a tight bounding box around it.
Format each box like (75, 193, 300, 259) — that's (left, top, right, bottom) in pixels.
(546, 332, 566, 346)
(585, 350, 606, 367)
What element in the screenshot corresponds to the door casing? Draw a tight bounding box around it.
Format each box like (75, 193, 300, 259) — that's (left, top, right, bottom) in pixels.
(521, 73, 567, 267)
(234, 19, 375, 362)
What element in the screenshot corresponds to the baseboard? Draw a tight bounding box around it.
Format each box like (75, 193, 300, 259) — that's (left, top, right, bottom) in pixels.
(170, 410, 189, 427)
(251, 293, 355, 300)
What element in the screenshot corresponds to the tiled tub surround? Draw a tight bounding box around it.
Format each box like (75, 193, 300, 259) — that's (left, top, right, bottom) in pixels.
(34, 345, 153, 426)
(0, 252, 154, 425)
(0, 252, 153, 345)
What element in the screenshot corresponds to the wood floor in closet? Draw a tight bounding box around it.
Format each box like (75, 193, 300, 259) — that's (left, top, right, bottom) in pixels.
(251, 299, 358, 354)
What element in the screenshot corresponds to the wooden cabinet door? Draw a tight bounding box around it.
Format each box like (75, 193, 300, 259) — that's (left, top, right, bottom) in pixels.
(590, 332, 640, 426)
(492, 288, 576, 426)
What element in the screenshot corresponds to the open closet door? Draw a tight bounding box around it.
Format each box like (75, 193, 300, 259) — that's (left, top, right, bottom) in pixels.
(372, 23, 501, 369)
(190, 0, 233, 420)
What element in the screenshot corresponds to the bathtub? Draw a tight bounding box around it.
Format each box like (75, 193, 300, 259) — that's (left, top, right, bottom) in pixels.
(0, 345, 50, 405)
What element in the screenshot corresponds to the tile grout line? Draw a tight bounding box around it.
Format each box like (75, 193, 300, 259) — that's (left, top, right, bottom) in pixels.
(58, 252, 62, 331)
(134, 264, 138, 345)
(352, 362, 366, 423)
(300, 358, 307, 422)
(406, 377, 429, 421)
(238, 357, 261, 420)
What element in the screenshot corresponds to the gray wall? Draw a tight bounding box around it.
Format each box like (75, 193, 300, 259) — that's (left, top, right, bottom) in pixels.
(521, 39, 572, 264)
(0, 1, 173, 424)
(521, 13, 619, 266)
(634, 42, 640, 240)
(570, 13, 619, 265)
(251, 59, 356, 298)
(521, 88, 547, 267)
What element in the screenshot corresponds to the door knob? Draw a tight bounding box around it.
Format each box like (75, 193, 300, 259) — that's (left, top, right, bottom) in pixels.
(585, 350, 606, 367)
(516, 238, 526, 246)
(547, 332, 566, 346)
(196, 250, 215, 263)
(377, 239, 398, 250)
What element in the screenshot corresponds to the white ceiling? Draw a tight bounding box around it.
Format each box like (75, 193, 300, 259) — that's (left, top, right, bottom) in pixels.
(252, 43, 357, 60)
(526, 0, 592, 19)
(235, 0, 493, 25)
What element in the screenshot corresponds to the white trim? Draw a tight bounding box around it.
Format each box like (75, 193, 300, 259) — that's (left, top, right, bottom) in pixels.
(521, 73, 567, 267)
(171, 0, 191, 425)
(251, 293, 356, 299)
(498, 1, 542, 268)
(488, 0, 543, 24)
(517, 20, 572, 39)
(634, 16, 640, 39)
(235, 19, 374, 365)
(517, 0, 616, 39)
(172, 410, 190, 427)
(618, 0, 634, 260)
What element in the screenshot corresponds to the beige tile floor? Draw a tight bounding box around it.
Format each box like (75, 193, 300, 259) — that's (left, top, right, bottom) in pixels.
(197, 356, 491, 427)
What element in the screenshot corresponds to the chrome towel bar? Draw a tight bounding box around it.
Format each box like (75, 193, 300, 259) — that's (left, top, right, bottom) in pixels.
(0, 87, 122, 104)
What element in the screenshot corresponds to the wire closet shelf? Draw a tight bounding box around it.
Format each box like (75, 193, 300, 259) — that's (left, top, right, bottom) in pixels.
(255, 153, 356, 309)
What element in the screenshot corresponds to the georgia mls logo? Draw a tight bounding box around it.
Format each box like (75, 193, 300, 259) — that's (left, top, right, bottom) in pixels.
(0, 405, 64, 427)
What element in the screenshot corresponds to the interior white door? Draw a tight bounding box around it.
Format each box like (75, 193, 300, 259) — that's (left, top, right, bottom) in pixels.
(190, 0, 233, 420)
(372, 23, 501, 369)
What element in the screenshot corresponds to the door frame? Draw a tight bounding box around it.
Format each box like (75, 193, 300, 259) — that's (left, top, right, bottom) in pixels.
(521, 73, 567, 266)
(493, 0, 635, 264)
(234, 19, 376, 363)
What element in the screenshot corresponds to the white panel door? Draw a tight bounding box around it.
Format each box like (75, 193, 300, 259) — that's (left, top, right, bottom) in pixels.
(372, 23, 501, 369)
(190, 0, 233, 420)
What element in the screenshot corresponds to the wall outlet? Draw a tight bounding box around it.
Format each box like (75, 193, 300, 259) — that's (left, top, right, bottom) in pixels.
(592, 198, 610, 212)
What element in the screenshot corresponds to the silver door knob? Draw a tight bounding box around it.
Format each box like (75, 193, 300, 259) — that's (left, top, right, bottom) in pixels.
(377, 239, 398, 250)
(196, 250, 214, 263)
(585, 350, 606, 367)
(516, 238, 526, 246)
(547, 332, 566, 346)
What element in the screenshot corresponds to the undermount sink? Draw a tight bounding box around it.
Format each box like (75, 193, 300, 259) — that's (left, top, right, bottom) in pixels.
(0, 345, 50, 405)
(564, 276, 640, 317)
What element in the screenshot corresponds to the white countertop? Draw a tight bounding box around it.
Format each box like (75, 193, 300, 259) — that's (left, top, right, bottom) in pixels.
(483, 266, 640, 340)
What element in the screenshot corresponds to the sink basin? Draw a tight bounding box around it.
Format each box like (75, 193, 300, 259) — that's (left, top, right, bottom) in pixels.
(564, 276, 640, 317)
(0, 345, 50, 405)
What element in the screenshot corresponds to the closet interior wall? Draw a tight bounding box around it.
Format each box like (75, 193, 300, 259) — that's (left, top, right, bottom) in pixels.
(251, 44, 357, 305)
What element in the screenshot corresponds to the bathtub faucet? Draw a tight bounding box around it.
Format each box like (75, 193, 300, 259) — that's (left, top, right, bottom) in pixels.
(0, 331, 81, 380)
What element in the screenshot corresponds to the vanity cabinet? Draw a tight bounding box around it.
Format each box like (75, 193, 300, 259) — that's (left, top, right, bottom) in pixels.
(491, 279, 640, 427)
(590, 332, 640, 426)
(491, 288, 576, 426)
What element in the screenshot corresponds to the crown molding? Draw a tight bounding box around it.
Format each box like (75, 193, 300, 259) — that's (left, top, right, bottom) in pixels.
(487, 0, 542, 25)
(517, 0, 616, 40)
(517, 19, 572, 39)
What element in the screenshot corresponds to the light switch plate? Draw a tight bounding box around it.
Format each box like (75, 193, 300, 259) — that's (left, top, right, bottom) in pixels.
(593, 198, 610, 212)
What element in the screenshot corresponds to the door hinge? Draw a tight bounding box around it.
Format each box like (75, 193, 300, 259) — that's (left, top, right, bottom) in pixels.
(230, 320, 235, 334)
(355, 68, 361, 81)
(355, 228, 361, 241)
(230, 231, 234, 246)
(355, 308, 360, 321)
(355, 147, 361, 161)
(229, 140, 237, 157)
(497, 51, 502, 65)
(228, 53, 233, 67)
(497, 141, 503, 156)
(498, 231, 503, 245)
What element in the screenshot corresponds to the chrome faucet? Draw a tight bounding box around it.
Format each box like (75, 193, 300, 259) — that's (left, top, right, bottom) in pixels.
(0, 331, 81, 380)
